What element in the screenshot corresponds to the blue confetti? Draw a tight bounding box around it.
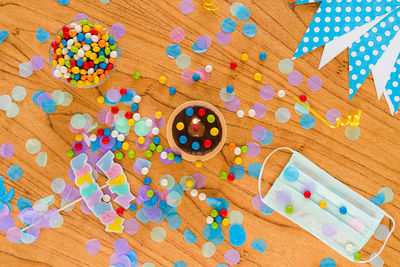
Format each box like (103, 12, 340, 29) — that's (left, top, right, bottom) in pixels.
(173, 261, 187, 267)
(136, 208, 150, 223)
(206, 197, 230, 211)
(229, 164, 245, 180)
(41, 99, 57, 114)
(35, 28, 50, 42)
(370, 192, 385, 206)
(166, 44, 182, 59)
(217, 265, 229, 267)
(221, 18, 236, 33)
(260, 205, 274, 215)
(17, 197, 32, 211)
(251, 239, 267, 253)
(235, 6, 250, 21)
(192, 41, 208, 54)
(320, 257, 336, 267)
(259, 130, 273, 145)
(183, 229, 197, 244)
(242, 22, 258, 38)
(248, 162, 262, 178)
(283, 165, 299, 182)
(32, 90, 45, 105)
(7, 165, 23, 181)
(228, 224, 246, 247)
(300, 114, 315, 129)
(57, 0, 70, 5)
(202, 224, 225, 245)
(0, 30, 9, 44)
(0, 188, 14, 203)
(167, 213, 182, 230)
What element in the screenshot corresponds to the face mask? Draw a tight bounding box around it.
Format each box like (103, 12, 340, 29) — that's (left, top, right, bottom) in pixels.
(258, 147, 395, 263)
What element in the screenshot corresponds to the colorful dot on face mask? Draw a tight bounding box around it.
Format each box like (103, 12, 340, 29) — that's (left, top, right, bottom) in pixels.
(319, 201, 327, 209)
(303, 191, 311, 199)
(339, 206, 347, 215)
(285, 205, 293, 214)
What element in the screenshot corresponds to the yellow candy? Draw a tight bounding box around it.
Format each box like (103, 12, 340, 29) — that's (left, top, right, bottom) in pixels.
(94, 76, 100, 84)
(77, 81, 84, 88)
(80, 69, 87, 75)
(319, 201, 327, 209)
(210, 127, 219, 136)
(102, 34, 109, 41)
(59, 43, 64, 48)
(158, 76, 167, 84)
(82, 25, 91, 33)
(176, 122, 184, 131)
(122, 142, 130, 150)
(94, 59, 100, 64)
(234, 157, 243, 165)
(95, 24, 103, 31)
(105, 42, 110, 47)
(97, 96, 104, 103)
(56, 48, 62, 55)
(138, 136, 145, 144)
(254, 72, 262, 81)
(93, 46, 101, 53)
(82, 57, 87, 62)
(155, 111, 163, 119)
(85, 51, 92, 57)
(128, 119, 135, 126)
(75, 134, 83, 141)
(85, 80, 92, 86)
(90, 53, 97, 60)
(91, 42, 98, 48)
(74, 42, 81, 48)
(195, 161, 203, 168)
(222, 218, 230, 226)
(186, 179, 194, 187)
(241, 53, 249, 61)
(52, 60, 58, 67)
(58, 58, 65, 66)
(71, 67, 80, 74)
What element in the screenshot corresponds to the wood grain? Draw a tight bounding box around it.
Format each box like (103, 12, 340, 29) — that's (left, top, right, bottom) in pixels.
(0, 0, 399, 266)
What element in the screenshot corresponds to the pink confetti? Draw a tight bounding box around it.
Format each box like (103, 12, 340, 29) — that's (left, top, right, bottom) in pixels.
(307, 76, 323, 91)
(216, 31, 231, 46)
(181, 69, 196, 84)
(124, 218, 140, 235)
(224, 248, 240, 265)
(252, 103, 266, 118)
(179, 0, 194, 15)
(259, 85, 274, 101)
(111, 23, 125, 39)
(287, 71, 303, 87)
(326, 109, 341, 124)
(225, 96, 240, 111)
(246, 142, 260, 158)
(170, 28, 185, 43)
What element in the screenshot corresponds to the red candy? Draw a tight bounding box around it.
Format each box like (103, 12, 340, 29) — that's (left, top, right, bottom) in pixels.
(125, 112, 132, 119)
(88, 61, 94, 68)
(220, 209, 227, 217)
(116, 207, 124, 216)
(227, 174, 235, 181)
(102, 137, 109, 144)
(90, 29, 98, 35)
(198, 108, 206, 116)
(51, 42, 59, 49)
(97, 129, 104, 136)
(299, 95, 307, 102)
(120, 88, 127, 95)
(70, 60, 76, 67)
(82, 62, 89, 70)
(304, 191, 311, 199)
(74, 143, 82, 151)
(230, 61, 237, 69)
(204, 139, 212, 148)
(107, 63, 114, 71)
(111, 106, 119, 114)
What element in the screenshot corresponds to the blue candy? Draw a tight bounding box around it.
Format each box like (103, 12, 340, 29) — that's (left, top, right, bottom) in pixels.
(169, 87, 176, 95)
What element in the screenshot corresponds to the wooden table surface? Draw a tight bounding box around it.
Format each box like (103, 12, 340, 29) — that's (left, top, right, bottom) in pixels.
(0, 0, 399, 266)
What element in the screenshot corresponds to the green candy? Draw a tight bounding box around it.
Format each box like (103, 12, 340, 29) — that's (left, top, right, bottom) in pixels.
(210, 209, 218, 217)
(128, 150, 136, 158)
(133, 72, 141, 80)
(80, 19, 88, 25)
(70, 46, 78, 53)
(211, 222, 219, 229)
(115, 152, 124, 160)
(285, 205, 293, 214)
(66, 150, 74, 157)
(104, 47, 111, 55)
(70, 80, 77, 85)
(149, 143, 156, 151)
(156, 145, 163, 153)
(145, 150, 153, 158)
(167, 153, 175, 160)
(65, 60, 71, 68)
(241, 146, 248, 153)
(146, 190, 154, 198)
(98, 55, 106, 62)
(219, 171, 227, 179)
(110, 45, 117, 51)
(354, 253, 360, 261)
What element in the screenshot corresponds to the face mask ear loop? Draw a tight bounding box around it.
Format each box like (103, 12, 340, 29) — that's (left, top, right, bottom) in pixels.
(258, 147, 295, 202)
(355, 212, 395, 264)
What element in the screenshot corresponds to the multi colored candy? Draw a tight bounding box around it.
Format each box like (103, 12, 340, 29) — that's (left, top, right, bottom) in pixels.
(50, 19, 118, 88)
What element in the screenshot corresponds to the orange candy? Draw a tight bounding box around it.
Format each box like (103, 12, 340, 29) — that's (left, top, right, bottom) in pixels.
(87, 75, 94, 81)
(99, 74, 106, 80)
(81, 75, 87, 81)
(228, 143, 236, 150)
(69, 29, 77, 37)
(52, 53, 58, 60)
(100, 28, 107, 35)
(98, 40, 106, 48)
(109, 58, 116, 64)
(54, 36, 62, 43)
(96, 69, 104, 75)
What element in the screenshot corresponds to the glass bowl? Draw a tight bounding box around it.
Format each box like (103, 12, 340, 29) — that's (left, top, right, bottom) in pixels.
(49, 19, 120, 89)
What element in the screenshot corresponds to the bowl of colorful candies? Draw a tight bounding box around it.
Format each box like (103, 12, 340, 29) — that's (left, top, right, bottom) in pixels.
(49, 19, 119, 88)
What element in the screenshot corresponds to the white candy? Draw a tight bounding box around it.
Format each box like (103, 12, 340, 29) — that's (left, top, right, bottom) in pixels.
(91, 35, 99, 43)
(87, 68, 94, 75)
(133, 95, 141, 103)
(205, 65, 213, 73)
(117, 134, 125, 142)
(278, 89, 285, 98)
(111, 130, 119, 138)
(110, 51, 117, 58)
(84, 33, 92, 39)
(53, 70, 62, 78)
(89, 134, 97, 141)
(83, 44, 91, 51)
(145, 119, 153, 127)
(199, 193, 206, 201)
(102, 194, 111, 203)
(141, 167, 149, 175)
(161, 178, 169, 187)
(234, 147, 241, 155)
(64, 55, 71, 60)
(63, 72, 71, 79)
(73, 37, 78, 43)
(67, 39, 74, 46)
(60, 66, 68, 74)
(160, 151, 168, 160)
(133, 113, 141, 121)
(62, 48, 68, 55)
(73, 54, 79, 61)
(345, 243, 354, 252)
(70, 23, 77, 28)
(75, 25, 82, 33)
(236, 109, 244, 118)
(151, 127, 159, 135)
(77, 49, 85, 58)
(248, 109, 256, 117)
(190, 189, 198, 197)
(206, 216, 214, 224)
